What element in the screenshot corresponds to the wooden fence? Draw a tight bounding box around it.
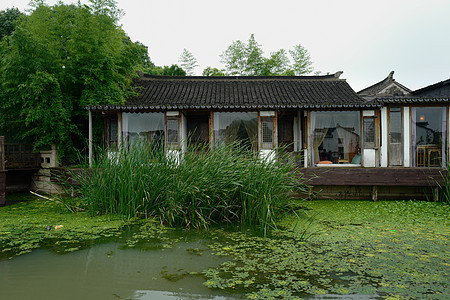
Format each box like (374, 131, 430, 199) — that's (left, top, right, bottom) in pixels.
(3, 143, 40, 169)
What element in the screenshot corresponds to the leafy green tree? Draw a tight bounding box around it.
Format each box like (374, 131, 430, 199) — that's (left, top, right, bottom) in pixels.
(290, 44, 313, 75)
(146, 64, 186, 76)
(179, 48, 198, 76)
(220, 39, 248, 75)
(0, 8, 23, 40)
(261, 49, 290, 76)
(202, 67, 225, 76)
(218, 34, 314, 76)
(0, 1, 148, 163)
(244, 34, 264, 75)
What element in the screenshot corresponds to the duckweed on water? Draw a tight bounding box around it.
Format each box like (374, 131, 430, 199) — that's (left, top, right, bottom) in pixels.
(1, 196, 449, 299)
(202, 200, 449, 299)
(0, 194, 167, 259)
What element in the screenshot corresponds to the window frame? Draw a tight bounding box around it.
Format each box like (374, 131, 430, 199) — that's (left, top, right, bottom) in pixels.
(165, 112, 181, 149)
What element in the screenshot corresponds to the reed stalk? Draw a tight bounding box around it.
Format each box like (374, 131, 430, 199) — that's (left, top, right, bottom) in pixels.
(74, 141, 310, 231)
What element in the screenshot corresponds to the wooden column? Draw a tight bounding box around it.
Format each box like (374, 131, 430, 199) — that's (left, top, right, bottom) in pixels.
(372, 186, 378, 202)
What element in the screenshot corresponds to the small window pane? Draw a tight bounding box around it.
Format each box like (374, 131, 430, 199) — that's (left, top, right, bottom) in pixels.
(262, 118, 273, 144)
(110, 119, 118, 142)
(363, 117, 375, 147)
(167, 118, 179, 144)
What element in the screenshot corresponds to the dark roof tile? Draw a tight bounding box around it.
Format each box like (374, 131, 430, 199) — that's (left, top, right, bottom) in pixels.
(88, 73, 375, 111)
(375, 97, 450, 104)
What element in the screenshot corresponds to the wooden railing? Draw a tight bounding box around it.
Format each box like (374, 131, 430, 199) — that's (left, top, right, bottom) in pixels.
(3, 142, 40, 169)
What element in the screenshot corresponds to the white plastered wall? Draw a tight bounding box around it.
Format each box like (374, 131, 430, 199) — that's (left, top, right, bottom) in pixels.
(166, 111, 182, 165)
(362, 110, 376, 167)
(181, 112, 187, 154)
(403, 107, 411, 167)
(380, 107, 388, 167)
(259, 111, 276, 162)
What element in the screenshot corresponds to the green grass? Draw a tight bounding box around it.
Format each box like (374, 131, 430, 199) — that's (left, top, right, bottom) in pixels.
(73, 141, 309, 232)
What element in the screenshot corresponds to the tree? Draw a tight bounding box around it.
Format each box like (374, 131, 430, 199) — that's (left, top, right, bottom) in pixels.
(244, 34, 264, 75)
(218, 34, 314, 76)
(202, 67, 225, 76)
(146, 64, 186, 76)
(220, 39, 248, 75)
(178, 48, 198, 76)
(289, 44, 313, 75)
(0, 8, 23, 40)
(0, 1, 148, 163)
(261, 49, 290, 76)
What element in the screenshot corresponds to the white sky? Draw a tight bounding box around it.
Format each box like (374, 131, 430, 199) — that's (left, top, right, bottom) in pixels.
(2, 0, 450, 92)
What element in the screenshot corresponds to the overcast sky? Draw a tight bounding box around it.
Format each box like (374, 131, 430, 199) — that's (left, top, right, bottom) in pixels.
(2, 0, 450, 92)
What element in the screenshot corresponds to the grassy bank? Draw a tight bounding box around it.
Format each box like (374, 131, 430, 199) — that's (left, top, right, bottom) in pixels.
(74, 142, 308, 232)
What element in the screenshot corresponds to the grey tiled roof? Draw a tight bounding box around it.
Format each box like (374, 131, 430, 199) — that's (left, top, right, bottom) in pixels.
(376, 97, 450, 104)
(88, 73, 377, 111)
(358, 71, 411, 97)
(375, 77, 450, 104)
(412, 78, 450, 97)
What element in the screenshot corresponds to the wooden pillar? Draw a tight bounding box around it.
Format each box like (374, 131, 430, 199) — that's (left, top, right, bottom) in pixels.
(433, 187, 439, 202)
(88, 110, 93, 168)
(372, 185, 378, 202)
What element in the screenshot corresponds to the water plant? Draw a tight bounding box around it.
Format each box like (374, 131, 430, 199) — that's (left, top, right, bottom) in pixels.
(437, 167, 450, 203)
(203, 200, 450, 299)
(1, 197, 448, 298)
(73, 141, 309, 232)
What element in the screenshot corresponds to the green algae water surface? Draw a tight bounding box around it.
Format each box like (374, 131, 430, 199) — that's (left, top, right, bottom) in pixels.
(0, 240, 237, 300)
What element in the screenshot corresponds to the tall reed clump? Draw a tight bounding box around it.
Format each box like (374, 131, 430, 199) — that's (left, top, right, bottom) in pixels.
(74, 141, 309, 232)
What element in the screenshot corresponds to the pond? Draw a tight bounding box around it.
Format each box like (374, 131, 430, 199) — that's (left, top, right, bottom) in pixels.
(0, 196, 449, 299)
(0, 238, 236, 300)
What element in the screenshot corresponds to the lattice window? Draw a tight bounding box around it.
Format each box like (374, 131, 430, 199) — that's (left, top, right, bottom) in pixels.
(261, 117, 274, 149)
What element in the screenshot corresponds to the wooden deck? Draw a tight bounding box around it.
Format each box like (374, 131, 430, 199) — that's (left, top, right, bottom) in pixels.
(300, 167, 446, 187)
(299, 167, 447, 201)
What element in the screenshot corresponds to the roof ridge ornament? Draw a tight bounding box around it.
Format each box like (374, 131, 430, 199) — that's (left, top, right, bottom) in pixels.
(388, 71, 395, 80)
(334, 71, 343, 78)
